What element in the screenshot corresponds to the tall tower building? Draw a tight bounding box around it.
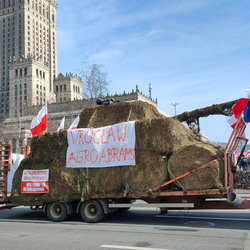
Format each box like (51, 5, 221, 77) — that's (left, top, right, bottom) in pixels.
(0, 0, 58, 120)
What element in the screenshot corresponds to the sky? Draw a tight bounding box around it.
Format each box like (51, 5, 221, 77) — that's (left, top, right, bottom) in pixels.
(56, 0, 250, 143)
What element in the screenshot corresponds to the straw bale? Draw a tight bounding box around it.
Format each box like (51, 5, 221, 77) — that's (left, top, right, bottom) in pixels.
(168, 143, 224, 190)
(78, 149, 168, 195)
(10, 134, 169, 202)
(135, 118, 198, 154)
(78, 101, 162, 128)
(10, 132, 80, 203)
(10, 102, 221, 203)
(121, 149, 168, 192)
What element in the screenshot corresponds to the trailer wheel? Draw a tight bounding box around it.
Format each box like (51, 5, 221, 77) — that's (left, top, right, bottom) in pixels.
(46, 202, 68, 222)
(79, 200, 104, 223)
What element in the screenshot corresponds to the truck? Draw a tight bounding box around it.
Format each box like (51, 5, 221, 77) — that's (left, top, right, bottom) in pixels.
(1, 102, 250, 223)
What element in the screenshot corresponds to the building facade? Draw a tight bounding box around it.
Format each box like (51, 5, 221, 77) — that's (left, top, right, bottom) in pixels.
(0, 0, 58, 121)
(9, 55, 51, 118)
(53, 73, 82, 103)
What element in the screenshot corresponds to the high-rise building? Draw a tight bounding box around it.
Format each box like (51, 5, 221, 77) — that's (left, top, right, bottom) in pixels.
(0, 0, 58, 120)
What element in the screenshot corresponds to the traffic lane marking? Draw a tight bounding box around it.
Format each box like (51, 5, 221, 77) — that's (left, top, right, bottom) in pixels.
(156, 214, 250, 221)
(101, 245, 172, 250)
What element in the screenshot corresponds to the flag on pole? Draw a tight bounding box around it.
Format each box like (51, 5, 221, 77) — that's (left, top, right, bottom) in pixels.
(227, 89, 250, 129)
(30, 103, 47, 138)
(57, 117, 65, 131)
(227, 115, 238, 129)
(243, 102, 250, 123)
(68, 115, 79, 130)
(232, 89, 250, 119)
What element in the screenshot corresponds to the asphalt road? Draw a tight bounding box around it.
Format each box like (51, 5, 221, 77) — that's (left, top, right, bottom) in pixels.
(0, 206, 250, 250)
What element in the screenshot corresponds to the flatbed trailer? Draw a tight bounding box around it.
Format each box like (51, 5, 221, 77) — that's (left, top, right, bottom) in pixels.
(1, 116, 250, 223)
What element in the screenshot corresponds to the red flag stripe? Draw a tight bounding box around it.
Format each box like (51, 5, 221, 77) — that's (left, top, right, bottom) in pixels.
(232, 89, 250, 119)
(30, 114, 47, 137)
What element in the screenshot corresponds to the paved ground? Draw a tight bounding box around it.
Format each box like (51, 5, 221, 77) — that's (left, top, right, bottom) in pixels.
(0, 206, 250, 250)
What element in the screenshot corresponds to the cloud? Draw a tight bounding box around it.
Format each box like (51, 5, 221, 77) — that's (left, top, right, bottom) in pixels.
(56, 0, 250, 142)
(91, 49, 122, 60)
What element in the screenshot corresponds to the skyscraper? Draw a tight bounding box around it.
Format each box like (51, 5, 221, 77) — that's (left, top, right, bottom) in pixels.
(0, 0, 58, 120)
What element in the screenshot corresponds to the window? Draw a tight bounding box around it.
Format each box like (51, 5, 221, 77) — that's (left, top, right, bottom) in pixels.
(56, 86, 58, 92)
(64, 85, 66, 91)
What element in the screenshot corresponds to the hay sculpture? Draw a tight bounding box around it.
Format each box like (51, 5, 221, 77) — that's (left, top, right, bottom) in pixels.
(10, 101, 225, 204)
(168, 143, 225, 190)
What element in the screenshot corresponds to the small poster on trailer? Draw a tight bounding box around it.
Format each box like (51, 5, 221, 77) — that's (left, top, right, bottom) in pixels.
(21, 169, 49, 193)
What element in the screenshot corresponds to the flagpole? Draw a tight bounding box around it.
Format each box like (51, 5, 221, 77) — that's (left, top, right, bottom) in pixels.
(45, 102, 48, 133)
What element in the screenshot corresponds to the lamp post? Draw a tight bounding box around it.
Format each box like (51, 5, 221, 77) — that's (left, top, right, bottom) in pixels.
(148, 83, 152, 99)
(171, 102, 180, 116)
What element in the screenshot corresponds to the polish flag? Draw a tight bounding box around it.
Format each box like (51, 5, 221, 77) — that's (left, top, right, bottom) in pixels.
(232, 89, 250, 119)
(68, 115, 79, 130)
(227, 115, 238, 129)
(30, 103, 47, 138)
(57, 117, 65, 131)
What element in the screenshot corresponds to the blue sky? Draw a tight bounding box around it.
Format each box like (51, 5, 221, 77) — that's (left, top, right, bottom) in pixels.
(56, 0, 250, 142)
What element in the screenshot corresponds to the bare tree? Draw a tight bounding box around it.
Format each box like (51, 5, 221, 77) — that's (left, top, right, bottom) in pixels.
(78, 57, 111, 104)
(0, 122, 17, 144)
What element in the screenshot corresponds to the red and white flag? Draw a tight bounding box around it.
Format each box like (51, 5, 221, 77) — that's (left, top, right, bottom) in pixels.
(68, 115, 79, 130)
(57, 117, 65, 131)
(232, 89, 250, 119)
(30, 103, 47, 137)
(227, 115, 238, 129)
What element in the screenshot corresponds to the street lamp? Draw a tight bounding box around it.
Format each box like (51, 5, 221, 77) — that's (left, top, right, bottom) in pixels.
(148, 83, 152, 99)
(171, 103, 180, 116)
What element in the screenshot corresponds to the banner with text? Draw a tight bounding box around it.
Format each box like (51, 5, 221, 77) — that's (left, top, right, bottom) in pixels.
(21, 169, 49, 193)
(66, 121, 136, 168)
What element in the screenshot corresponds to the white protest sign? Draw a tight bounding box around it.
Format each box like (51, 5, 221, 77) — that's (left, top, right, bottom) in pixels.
(21, 169, 49, 193)
(66, 121, 136, 168)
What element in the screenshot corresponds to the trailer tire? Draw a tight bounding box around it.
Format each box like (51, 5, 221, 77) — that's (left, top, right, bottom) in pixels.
(46, 202, 68, 222)
(79, 200, 104, 223)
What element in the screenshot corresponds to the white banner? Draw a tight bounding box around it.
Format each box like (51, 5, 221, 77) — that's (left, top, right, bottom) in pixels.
(66, 121, 136, 168)
(21, 169, 49, 193)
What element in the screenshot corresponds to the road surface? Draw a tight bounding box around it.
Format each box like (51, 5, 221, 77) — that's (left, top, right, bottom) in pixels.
(0, 206, 250, 250)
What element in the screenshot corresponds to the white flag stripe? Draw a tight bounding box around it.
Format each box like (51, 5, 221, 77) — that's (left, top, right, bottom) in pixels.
(57, 117, 65, 131)
(227, 115, 237, 128)
(30, 103, 47, 129)
(101, 245, 172, 250)
(68, 115, 79, 130)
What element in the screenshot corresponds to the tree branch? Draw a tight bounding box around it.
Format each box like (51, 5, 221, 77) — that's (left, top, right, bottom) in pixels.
(174, 99, 238, 124)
